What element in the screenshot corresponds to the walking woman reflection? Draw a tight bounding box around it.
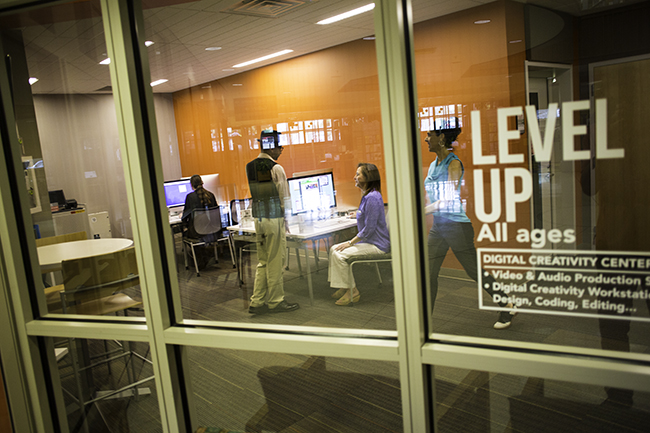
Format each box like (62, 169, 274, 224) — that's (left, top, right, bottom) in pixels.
(425, 122, 516, 329)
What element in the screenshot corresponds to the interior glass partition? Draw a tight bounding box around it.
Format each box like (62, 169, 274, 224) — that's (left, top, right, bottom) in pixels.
(185, 347, 402, 432)
(142, 0, 400, 331)
(412, 0, 650, 356)
(431, 365, 650, 432)
(0, 0, 145, 319)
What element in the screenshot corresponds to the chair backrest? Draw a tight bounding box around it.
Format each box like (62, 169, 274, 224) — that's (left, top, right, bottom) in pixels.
(35, 231, 87, 247)
(192, 206, 223, 236)
(229, 198, 251, 225)
(60, 246, 139, 309)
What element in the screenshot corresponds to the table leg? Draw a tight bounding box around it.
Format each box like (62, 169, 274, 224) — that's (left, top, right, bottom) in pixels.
(303, 244, 314, 306)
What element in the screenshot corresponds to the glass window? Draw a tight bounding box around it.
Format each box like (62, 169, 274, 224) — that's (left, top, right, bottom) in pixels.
(54, 338, 159, 432)
(186, 347, 402, 432)
(1, 0, 143, 319)
(143, 1, 395, 330)
(431, 365, 650, 432)
(412, 0, 650, 353)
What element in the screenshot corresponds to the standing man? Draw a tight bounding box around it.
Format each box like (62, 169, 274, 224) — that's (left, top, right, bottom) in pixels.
(245, 130, 299, 314)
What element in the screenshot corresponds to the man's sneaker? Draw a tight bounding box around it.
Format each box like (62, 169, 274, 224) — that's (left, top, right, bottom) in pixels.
(268, 300, 300, 313)
(248, 304, 269, 315)
(493, 304, 517, 330)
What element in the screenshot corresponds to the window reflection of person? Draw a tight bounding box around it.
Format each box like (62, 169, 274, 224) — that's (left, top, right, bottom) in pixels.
(425, 124, 515, 329)
(328, 163, 390, 305)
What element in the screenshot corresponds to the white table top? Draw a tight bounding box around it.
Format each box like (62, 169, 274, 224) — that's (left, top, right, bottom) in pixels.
(37, 238, 134, 269)
(227, 217, 357, 240)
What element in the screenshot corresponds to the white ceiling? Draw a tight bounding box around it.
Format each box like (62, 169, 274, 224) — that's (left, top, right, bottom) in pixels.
(14, 0, 643, 94)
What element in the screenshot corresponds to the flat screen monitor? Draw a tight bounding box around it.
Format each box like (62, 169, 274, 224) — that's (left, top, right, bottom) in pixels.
(163, 179, 192, 208)
(48, 190, 66, 208)
(288, 172, 336, 215)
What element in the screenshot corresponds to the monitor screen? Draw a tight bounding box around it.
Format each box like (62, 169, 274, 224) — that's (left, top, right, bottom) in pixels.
(48, 190, 66, 207)
(163, 179, 192, 208)
(288, 172, 336, 215)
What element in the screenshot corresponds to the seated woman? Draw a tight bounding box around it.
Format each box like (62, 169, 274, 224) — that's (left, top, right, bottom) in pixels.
(328, 163, 390, 305)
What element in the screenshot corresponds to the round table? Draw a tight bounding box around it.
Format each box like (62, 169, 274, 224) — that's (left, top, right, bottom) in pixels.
(38, 238, 134, 272)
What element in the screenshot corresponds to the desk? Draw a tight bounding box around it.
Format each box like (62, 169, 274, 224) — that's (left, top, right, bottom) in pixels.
(228, 218, 357, 305)
(38, 238, 134, 273)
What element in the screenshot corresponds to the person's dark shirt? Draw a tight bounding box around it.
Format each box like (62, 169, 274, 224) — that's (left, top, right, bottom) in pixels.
(246, 155, 285, 219)
(182, 186, 217, 238)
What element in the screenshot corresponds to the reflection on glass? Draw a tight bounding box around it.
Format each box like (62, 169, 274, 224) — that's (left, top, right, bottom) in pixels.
(1, 0, 138, 317)
(414, 0, 650, 352)
(187, 348, 402, 432)
(54, 338, 159, 432)
(143, 1, 395, 329)
(432, 366, 650, 433)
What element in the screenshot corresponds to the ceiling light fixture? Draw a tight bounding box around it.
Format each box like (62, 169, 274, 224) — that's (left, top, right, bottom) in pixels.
(222, 68, 235, 72)
(509, 39, 522, 44)
(29, 77, 38, 85)
(317, 3, 375, 25)
(233, 49, 293, 68)
(474, 19, 491, 24)
(232, 84, 243, 87)
(205, 47, 222, 51)
(99, 58, 111, 65)
(363, 36, 375, 40)
(150, 79, 168, 87)
(145, 41, 154, 47)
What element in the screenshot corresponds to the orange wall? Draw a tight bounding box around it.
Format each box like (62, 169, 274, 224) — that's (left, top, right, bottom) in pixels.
(173, 39, 384, 210)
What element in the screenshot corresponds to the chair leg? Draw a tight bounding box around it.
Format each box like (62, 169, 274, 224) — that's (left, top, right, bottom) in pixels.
(213, 243, 219, 264)
(285, 246, 291, 270)
(227, 236, 236, 268)
(191, 244, 200, 276)
(183, 240, 189, 270)
(295, 248, 302, 276)
(374, 262, 383, 285)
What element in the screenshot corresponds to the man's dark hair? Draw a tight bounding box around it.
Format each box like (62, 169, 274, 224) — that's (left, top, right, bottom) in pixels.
(259, 130, 282, 150)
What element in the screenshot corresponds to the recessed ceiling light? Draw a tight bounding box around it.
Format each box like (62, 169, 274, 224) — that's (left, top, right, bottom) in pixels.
(222, 68, 235, 72)
(29, 77, 38, 85)
(233, 49, 293, 68)
(150, 79, 168, 87)
(205, 47, 221, 51)
(317, 3, 375, 25)
(99, 58, 111, 65)
(474, 19, 491, 24)
(509, 39, 522, 43)
(232, 84, 243, 87)
(145, 40, 154, 47)
(363, 36, 375, 40)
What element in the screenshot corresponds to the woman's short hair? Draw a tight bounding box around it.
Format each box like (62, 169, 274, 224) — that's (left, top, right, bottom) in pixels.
(430, 118, 462, 149)
(358, 162, 381, 194)
(190, 174, 203, 189)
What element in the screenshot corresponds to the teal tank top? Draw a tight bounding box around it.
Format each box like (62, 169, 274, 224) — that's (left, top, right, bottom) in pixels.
(424, 152, 470, 223)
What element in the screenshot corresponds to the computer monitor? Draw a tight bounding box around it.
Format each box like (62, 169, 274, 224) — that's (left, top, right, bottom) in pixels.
(163, 179, 193, 208)
(288, 172, 336, 215)
(48, 190, 66, 209)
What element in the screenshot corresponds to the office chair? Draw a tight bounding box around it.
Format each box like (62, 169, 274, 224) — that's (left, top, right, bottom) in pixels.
(183, 206, 234, 276)
(343, 204, 391, 305)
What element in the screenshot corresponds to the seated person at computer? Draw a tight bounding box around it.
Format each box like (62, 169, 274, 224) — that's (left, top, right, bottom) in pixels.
(181, 174, 218, 240)
(328, 163, 390, 305)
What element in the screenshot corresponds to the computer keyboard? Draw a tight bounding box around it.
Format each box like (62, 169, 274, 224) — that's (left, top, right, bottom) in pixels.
(312, 216, 352, 229)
